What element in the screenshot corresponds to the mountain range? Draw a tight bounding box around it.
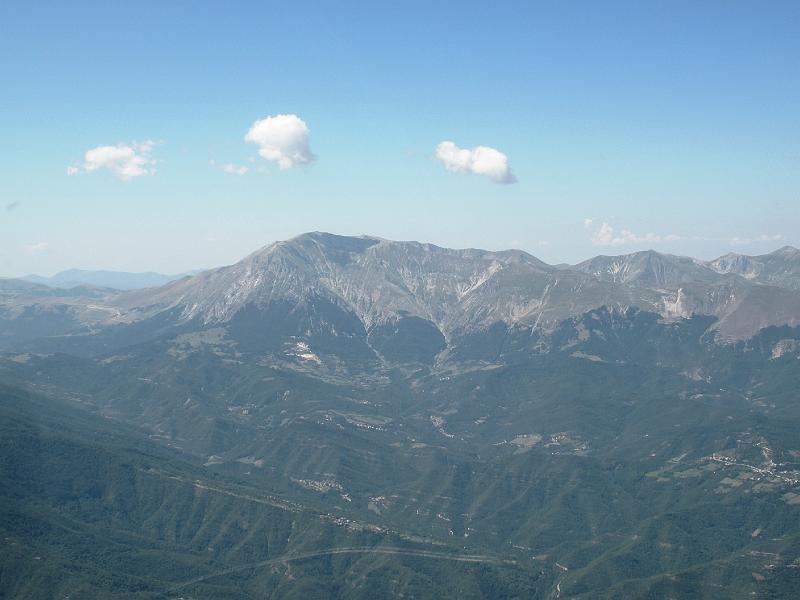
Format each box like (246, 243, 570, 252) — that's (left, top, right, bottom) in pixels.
(2, 233, 800, 599)
(3, 233, 800, 354)
(19, 268, 198, 291)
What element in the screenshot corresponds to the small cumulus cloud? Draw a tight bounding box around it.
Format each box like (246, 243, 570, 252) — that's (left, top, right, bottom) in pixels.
(588, 220, 681, 246)
(23, 241, 49, 253)
(435, 141, 516, 184)
(245, 114, 314, 170)
(730, 233, 783, 246)
(69, 140, 159, 180)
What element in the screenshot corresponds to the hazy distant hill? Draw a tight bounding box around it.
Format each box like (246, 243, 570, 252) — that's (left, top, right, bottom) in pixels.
(22, 268, 199, 290)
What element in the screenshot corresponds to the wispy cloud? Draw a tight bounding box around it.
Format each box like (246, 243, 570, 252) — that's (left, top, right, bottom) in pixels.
(5, 201, 20, 212)
(23, 241, 49, 253)
(69, 140, 159, 180)
(730, 233, 783, 246)
(587, 220, 680, 246)
(245, 114, 314, 170)
(222, 163, 248, 176)
(435, 141, 516, 184)
(209, 160, 249, 176)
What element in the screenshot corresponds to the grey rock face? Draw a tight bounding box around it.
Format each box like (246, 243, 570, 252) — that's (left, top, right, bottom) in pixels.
(707, 246, 800, 290)
(3, 234, 800, 353)
(111, 233, 800, 341)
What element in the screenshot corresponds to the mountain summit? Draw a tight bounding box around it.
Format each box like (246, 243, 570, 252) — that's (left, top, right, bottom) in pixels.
(706, 245, 800, 290)
(107, 233, 799, 342)
(3, 234, 799, 363)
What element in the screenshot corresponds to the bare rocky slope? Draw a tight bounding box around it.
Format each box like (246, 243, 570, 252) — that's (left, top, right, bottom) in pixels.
(2, 233, 800, 355)
(111, 232, 800, 341)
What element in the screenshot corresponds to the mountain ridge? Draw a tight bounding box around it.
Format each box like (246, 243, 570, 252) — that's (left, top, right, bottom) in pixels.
(2, 234, 800, 360)
(20, 268, 199, 291)
(108, 233, 800, 340)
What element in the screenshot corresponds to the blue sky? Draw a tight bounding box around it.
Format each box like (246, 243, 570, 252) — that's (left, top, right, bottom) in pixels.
(1, 1, 798, 276)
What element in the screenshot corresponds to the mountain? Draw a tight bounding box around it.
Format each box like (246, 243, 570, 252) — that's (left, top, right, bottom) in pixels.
(114, 232, 650, 334)
(0, 277, 63, 298)
(96, 233, 800, 344)
(2, 233, 800, 598)
(22, 268, 199, 290)
(9, 235, 800, 350)
(571, 246, 800, 292)
(2, 233, 800, 357)
(569, 247, 800, 339)
(1, 277, 112, 297)
(572, 249, 725, 288)
(707, 246, 800, 290)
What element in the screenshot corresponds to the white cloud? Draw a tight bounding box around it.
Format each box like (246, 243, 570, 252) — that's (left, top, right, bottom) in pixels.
(245, 114, 314, 170)
(24, 241, 49, 253)
(583, 217, 594, 228)
(731, 233, 783, 246)
(589, 221, 681, 246)
(209, 159, 249, 176)
(222, 163, 248, 176)
(70, 140, 158, 180)
(435, 141, 516, 184)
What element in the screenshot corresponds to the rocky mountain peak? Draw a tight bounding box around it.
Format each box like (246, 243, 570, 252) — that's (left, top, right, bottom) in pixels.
(86, 234, 800, 342)
(572, 249, 720, 288)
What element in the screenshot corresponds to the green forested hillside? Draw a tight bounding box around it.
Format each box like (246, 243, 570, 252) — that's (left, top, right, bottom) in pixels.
(2, 311, 800, 598)
(0, 384, 548, 599)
